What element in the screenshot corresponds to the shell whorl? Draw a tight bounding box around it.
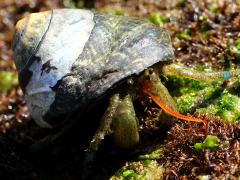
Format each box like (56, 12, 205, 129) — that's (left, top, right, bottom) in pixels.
(13, 9, 95, 127)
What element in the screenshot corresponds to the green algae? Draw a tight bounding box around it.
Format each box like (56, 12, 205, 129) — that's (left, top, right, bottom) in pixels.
(111, 148, 165, 179)
(0, 71, 18, 92)
(233, 38, 240, 61)
(165, 75, 207, 114)
(138, 148, 164, 160)
(101, 7, 125, 16)
(194, 135, 220, 152)
(63, 0, 78, 8)
(166, 69, 240, 123)
(111, 160, 164, 180)
(176, 30, 191, 40)
(148, 12, 170, 27)
(196, 91, 240, 123)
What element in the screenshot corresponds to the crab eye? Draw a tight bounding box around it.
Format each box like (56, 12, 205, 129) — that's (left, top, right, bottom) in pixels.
(148, 68, 154, 74)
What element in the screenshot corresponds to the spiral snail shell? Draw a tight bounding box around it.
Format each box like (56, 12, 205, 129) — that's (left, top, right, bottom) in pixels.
(13, 9, 174, 128)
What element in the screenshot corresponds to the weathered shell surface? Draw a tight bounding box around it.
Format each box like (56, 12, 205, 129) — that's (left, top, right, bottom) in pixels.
(13, 9, 174, 128)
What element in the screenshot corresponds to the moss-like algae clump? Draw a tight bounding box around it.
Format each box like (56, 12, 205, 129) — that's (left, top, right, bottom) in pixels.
(166, 72, 240, 123)
(194, 135, 220, 152)
(111, 148, 165, 180)
(111, 160, 164, 180)
(148, 12, 170, 27)
(196, 91, 240, 123)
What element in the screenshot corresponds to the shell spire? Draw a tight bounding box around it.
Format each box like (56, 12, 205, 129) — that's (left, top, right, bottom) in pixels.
(13, 11, 52, 72)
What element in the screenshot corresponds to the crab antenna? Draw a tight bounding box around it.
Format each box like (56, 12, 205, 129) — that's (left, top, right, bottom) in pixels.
(143, 88, 208, 129)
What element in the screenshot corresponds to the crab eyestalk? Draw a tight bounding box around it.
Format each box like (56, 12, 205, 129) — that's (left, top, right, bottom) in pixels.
(141, 69, 208, 128)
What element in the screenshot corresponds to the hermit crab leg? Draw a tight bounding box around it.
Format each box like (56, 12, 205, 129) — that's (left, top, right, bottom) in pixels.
(141, 69, 208, 128)
(89, 93, 139, 150)
(111, 94, 139, 149)
(89, 94, 120, 151)
(162, 63, 237, 83)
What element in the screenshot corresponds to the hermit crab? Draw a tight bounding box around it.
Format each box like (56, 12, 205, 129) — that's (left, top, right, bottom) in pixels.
(13, 9, 235, 150)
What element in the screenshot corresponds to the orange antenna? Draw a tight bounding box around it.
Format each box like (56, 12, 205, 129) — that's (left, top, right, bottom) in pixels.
(142, 81, 208, 129)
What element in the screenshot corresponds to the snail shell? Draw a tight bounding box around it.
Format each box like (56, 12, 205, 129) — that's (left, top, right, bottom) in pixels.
(13, 9, 174, 128)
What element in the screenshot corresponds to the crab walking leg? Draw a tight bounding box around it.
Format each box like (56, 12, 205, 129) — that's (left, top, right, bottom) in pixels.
(162, 63, 237, 83)
(89, 93, 139, 150)
(89, 94, 120, 151)
(112, 94, 139, 149)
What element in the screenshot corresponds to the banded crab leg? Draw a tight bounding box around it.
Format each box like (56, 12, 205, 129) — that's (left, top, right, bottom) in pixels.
(140, 68, 208, 128)
(162, 63, 237, 83)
